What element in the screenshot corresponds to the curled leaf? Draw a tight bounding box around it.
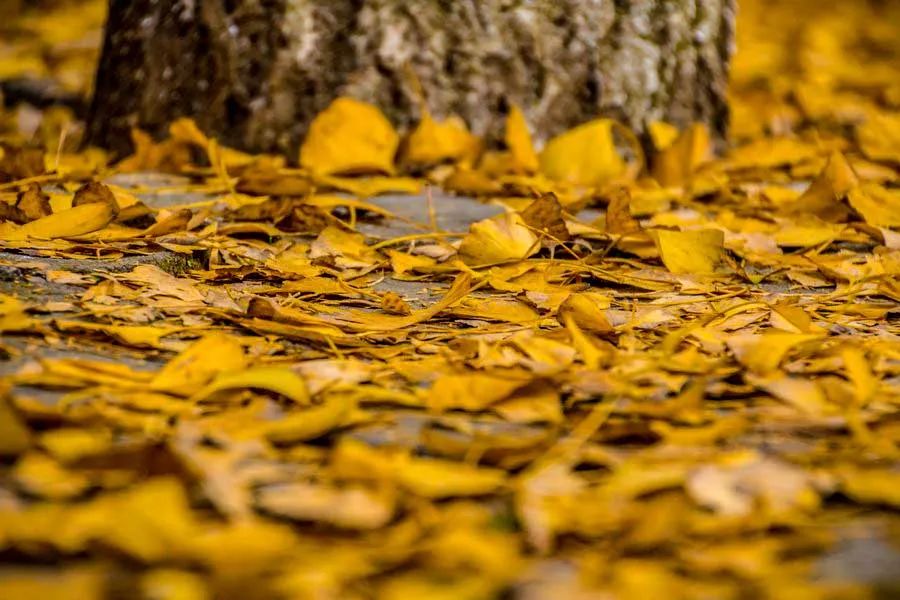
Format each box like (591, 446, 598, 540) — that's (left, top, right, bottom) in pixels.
(191, 367, 310, 406)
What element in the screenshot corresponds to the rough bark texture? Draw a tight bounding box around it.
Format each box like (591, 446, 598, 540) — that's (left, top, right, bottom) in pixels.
(87, 0, 735, 158)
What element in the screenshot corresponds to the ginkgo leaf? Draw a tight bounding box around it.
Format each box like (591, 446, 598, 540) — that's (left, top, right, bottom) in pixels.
(262, 392, 354, 444)
(309, 226, 382, 270)
(605, 188, 642, 235)
(331, 438, 507, 498)
(0, 201, 115, 241)
(520, 194, 571, 243)
(0, 393, 30, 457)
(299, 97, 399, 176)
(540, 119, 626, 187)
(457, 212, 539, 265)
(652, 229, 725, 275)
(505, 105, 539, 173)
(856, 110, 900, 164)
(150, 334, 247, 396)
(191, 367, 310, 405)
(557, 292, 613, 334)
(403, 113, 481, 168)
(726, 332, 821, 374)
(786, 151, 857, 222)
(429, 372, 531, 412)
(847, 184, 900, 227)
(836, 466, 900, 508)
(651, 123, 711, 187)
(393, 456, 506, 499)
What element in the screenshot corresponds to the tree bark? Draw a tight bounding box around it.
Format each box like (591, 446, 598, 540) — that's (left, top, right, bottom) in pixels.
(87, 0, 735, 158)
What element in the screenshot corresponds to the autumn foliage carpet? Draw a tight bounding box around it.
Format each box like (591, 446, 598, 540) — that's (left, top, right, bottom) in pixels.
(0, 1, 899, 598)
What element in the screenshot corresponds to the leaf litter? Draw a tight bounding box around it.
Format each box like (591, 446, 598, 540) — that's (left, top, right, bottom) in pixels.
(0, 1, 900, 598)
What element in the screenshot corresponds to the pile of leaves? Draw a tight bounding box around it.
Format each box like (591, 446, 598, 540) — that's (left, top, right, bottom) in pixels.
(0, 0, 899, 598)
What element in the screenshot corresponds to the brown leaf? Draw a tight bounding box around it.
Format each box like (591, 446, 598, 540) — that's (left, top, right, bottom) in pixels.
(520, 193, 571, 243)
(605, 188, 642, 235)
(15, 183, 52, 221)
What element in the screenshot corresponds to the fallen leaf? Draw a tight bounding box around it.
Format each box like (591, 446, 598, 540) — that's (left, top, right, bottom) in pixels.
(540, 119, 626, 187)
(191, 367, 310, 406)
(652, 229, 725, 275)
(458, 212, 538, 265)
(299, 97, 399, 176)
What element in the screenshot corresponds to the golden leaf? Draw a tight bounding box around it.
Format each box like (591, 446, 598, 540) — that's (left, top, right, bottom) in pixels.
(652, 229, 725, 275)
(191, 367, 310, 406)
(299, 97, 399, 176)
(539, 119, 626, 187)
(505, 104, 540, 173)
(458, 212, 539, 265)
(847, 183, 900, 227)
(403, 113, 481, 168)
(0, 201, 115, 241)
(151, 334, 247, 396)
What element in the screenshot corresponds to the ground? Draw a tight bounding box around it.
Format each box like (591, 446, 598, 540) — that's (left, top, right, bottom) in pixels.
(0, 1, 899, 599)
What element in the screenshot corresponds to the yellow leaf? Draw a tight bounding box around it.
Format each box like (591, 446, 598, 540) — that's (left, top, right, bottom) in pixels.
(331, 438, 506, 498)
(540, 119, 626, 187)
(493, 381, 563, 424)
(750, 374, 833, 416)
(605, 188, 643, 235)
(0, 391, 31, 457)
(404, 113, 481, 168)
(53, 320, 182, 349)
(191, 367, 310, 405)
(96, 478, 199, 562)
(847, 184, 900, 227)
(151, 334, 247, 396)
(457, 212, 539, 265)
(726, 137, 820, 170)
(773, 218, 845, 247)
(505, 105, 539, 173)
(557, 292, 613, 334)
(0, 566, 106, 600)
(727, 332, 821, 374)
(651, 123, 711, 186)
(429, 372, 530, 412)
(299, 97, 399, 176)
(394, 456, 506, 499)
(314, 174, 421, 198)
(0, 201, 114, 241)
(262, 392, 354, 444)
(837, 466, 900, 508)
(648, 121, 680, 150)
(449, 297, 540, 324)
(309, 226, 382, 270)
(332, 273, 473, 332)
(857, 110, 900, 164)
(841, 347, 878, 406)
(652, 229, 725, 275)
(12, 452, 90, 500)
(511, 333, 577, 376)
(787, 151, 857, 222)
(38, 428, 112, 464)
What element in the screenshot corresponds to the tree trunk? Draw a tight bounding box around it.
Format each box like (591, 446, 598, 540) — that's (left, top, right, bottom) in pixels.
(87, 0, 735, 158)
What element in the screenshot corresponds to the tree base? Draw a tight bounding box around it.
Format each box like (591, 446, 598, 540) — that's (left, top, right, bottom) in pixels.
(87, 0, 735, 158)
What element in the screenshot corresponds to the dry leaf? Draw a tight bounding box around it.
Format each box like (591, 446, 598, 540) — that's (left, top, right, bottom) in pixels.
(404, 112, 481, 168)
(540, 119, 626, 187)
(299, 97, 399, 176)
(458, 212, 539, 265)
(652, 229, 725, 275)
